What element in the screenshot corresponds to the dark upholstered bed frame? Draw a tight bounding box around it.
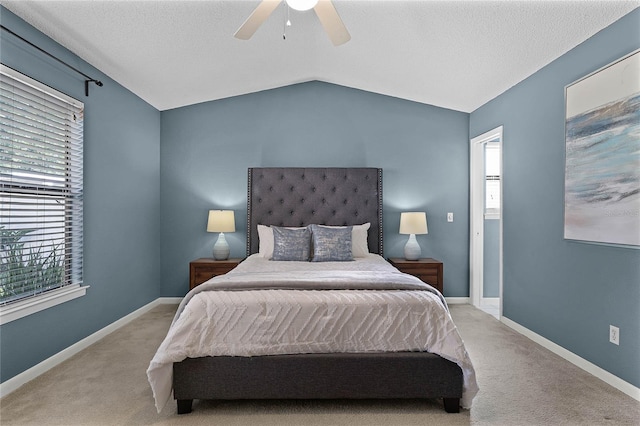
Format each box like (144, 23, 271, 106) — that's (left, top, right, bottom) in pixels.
(172, 168, 463, 414)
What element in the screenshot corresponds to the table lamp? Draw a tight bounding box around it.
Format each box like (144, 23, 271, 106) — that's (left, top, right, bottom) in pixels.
(207, 210, 235, 260)
(399, 212, 428, 260)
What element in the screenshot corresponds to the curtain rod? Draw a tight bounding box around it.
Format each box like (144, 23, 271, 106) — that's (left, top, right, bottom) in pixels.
(1, 24, 103, 97)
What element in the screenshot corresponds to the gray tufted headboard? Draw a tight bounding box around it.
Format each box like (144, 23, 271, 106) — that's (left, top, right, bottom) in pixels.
(247, 168, 383, 256)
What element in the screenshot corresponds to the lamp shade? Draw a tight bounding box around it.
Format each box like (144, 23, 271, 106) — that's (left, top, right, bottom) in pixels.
(207, 210, 236, 233)
(399, 212, 428, 235)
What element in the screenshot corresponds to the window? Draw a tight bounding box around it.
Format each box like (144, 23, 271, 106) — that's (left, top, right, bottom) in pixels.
(0, 64, 85, 323)
(485, 141, 500, 218)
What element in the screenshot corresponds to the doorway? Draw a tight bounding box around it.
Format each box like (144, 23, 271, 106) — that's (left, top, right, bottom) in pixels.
(470, 126, 503, 319)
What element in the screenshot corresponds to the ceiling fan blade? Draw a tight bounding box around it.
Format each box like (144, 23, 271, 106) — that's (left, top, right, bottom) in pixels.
(313, 0, 351, 46)
(234, 0, 282, 40)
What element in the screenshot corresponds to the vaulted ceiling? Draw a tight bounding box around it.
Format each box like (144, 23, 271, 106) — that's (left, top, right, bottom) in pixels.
(2, 1, 638, 112)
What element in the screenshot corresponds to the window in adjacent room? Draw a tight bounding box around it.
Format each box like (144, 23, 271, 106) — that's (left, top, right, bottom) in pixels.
(0, 64, 86, 324)
(485, 141, 501, 219)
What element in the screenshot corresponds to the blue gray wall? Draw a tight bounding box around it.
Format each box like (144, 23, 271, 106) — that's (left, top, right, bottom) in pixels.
(160, 82, 471, 297)
(0, 8, 161, 382)
(470, 9, 640, 388)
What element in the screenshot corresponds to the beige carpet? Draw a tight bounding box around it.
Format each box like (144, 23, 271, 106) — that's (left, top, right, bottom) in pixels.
(1, 304, 638, 425)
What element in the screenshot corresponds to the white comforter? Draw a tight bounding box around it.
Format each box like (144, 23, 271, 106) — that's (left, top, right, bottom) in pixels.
(147, 254, 478, 412)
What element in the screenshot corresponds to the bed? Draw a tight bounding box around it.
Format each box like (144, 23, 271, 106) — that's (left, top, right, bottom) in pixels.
(147, 167, 478, 415)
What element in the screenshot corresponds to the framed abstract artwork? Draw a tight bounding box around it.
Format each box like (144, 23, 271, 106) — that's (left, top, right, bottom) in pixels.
(564, 49, 639, 247)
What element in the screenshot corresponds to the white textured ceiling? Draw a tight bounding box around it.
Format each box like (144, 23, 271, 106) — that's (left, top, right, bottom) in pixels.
(2, 0, 638, 112)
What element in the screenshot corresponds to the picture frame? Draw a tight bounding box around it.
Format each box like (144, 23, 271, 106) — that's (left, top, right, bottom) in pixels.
(564, 49, 640, 247)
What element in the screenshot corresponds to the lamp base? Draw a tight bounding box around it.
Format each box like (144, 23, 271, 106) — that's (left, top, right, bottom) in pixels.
(213, 233, 230, 260)
(403, 234, 421, 260)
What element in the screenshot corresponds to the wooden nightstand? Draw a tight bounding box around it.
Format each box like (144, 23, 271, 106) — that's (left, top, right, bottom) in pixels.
(388, 258, 444, 293)
(189, 258, 243, 290)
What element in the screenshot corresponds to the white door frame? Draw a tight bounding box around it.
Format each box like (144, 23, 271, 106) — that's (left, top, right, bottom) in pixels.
(470, 126, 503, 315)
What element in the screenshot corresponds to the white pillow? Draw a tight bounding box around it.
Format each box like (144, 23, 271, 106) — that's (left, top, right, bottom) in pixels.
(257, 224, 307, 259)
(352, 222, 371, 257)
(257, 224, 274, 258)
(314, 223, 370, 257)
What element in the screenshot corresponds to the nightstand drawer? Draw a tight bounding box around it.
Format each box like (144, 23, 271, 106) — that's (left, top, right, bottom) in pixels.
(193, 267, 219, 285)
(414, 272, 440, 287)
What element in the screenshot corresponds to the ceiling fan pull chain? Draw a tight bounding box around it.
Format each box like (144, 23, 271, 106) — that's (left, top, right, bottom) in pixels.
(283, 3, 291, 40)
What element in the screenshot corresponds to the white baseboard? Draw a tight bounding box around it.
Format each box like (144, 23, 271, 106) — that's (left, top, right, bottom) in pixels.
(159, 297, 182, 304)
(480, 297, 499, 307)
(0, 297, 181, 398)
(445, 297, 470, 304)
(501, 316, 640, 402)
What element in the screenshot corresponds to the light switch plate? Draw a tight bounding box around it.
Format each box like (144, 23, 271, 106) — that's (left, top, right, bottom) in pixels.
(447, 212, 454, 222)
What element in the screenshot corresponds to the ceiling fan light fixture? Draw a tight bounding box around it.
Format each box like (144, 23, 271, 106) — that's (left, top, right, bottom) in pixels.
(235, 0, 350, 46)
(286, 0, 318, 12)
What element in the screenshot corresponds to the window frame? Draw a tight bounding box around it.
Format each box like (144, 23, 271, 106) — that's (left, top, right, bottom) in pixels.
(484, 141, 501, 220)
(0, 64, 88, 324)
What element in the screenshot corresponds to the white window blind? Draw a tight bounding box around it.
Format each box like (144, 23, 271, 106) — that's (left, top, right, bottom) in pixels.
(0, 64, 84, 306)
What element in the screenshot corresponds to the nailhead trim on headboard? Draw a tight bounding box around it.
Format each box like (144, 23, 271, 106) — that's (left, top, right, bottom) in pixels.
(247, 168, 383, 256)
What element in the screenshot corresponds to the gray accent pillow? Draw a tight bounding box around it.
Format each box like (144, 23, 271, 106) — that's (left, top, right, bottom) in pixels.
(310, 224, 353, 262)
(272, 226, 311, 261)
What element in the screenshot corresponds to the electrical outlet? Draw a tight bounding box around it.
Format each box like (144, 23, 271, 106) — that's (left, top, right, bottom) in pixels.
(609, 325, 619, 345)
(447, 212, 454, 222)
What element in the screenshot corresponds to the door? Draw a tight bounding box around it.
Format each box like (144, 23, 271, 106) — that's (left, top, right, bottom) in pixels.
(470, 127, 503, 318)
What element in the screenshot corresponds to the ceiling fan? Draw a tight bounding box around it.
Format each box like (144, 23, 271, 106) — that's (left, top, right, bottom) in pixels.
(234, 0, 351, 46)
